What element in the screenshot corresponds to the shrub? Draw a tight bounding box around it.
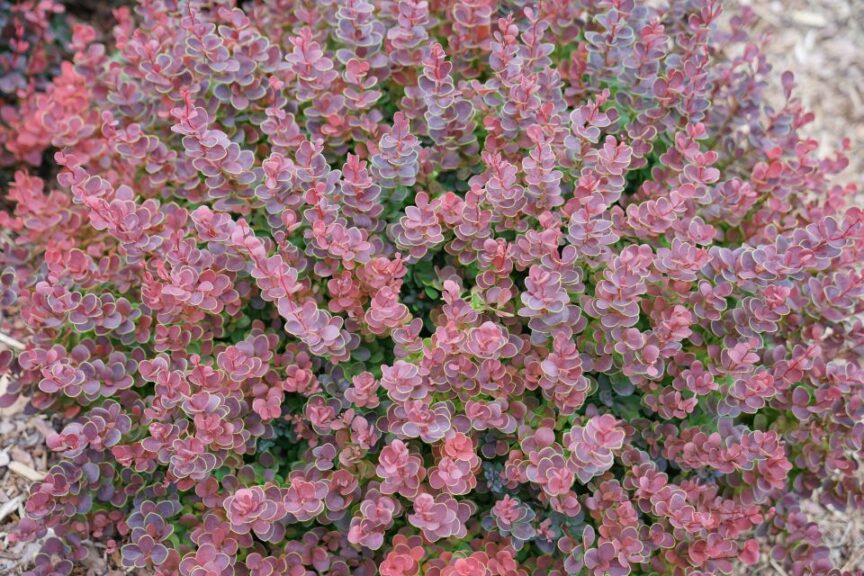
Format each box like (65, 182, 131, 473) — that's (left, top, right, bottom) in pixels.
(1, 1, 862, 575)
(0, 0, 71, 172)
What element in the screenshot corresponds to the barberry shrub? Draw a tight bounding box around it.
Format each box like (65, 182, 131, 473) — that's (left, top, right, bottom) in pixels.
(1, 1, 862, 575)
(0, 0, 71, 173)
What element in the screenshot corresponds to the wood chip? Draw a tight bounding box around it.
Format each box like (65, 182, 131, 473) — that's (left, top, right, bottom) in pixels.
(0, 332, 24, 351)
(7, 461, 45, 482)
(769, 557, 791, 576)
(10, 447, 35, 469)
(0, 496, 22, 522)
(29, 417, 54, 440)
(791, 10, 829, 28)
(842, 545, 864, 572)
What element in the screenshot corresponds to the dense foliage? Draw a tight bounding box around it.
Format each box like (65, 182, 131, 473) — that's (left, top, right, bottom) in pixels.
(0, 0, 71, 175)
(1, 1, 862, 575)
